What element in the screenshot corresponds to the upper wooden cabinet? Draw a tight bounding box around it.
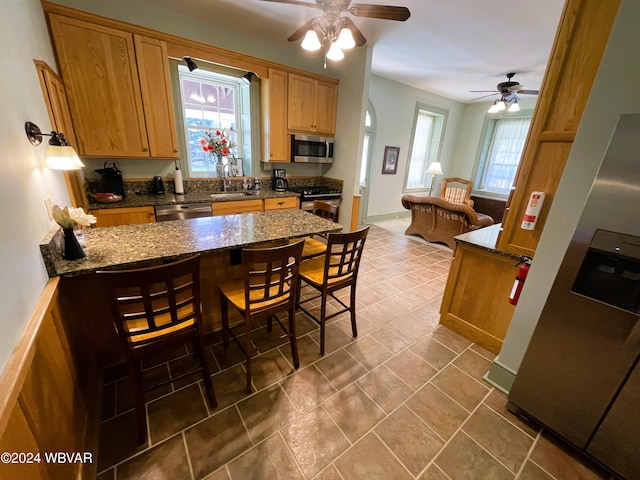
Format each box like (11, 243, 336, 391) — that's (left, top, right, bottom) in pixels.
(133, 35, 179, 158)
(287, 73, 338, 136)
(48, 14, 178, 159)
(260, 68, 289, 162)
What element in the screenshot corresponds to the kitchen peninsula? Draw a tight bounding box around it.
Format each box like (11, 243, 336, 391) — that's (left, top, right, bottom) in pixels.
(40, 210, 342, 365)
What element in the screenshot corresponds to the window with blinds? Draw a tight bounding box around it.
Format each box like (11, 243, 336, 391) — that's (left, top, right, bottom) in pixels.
(405, 105, 447, 190)
(474, 116, 531, 196)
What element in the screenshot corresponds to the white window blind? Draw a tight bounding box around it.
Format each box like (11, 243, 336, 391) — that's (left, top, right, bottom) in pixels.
(478, 117, 531, 195)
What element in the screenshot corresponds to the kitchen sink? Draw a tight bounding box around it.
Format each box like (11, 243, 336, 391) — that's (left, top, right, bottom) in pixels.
(209, 192, 255, 199)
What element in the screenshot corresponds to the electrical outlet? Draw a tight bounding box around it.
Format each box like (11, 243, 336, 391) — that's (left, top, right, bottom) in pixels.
(44, 196, 53, 220)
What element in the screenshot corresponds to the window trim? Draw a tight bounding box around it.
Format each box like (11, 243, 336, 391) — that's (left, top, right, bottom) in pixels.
(472, 110, 533, 199)
(178, 66, 243, 178)
(403, 103, 448, 193)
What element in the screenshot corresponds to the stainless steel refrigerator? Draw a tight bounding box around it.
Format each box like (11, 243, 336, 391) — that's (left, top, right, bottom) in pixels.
(509, 114, 640, 480)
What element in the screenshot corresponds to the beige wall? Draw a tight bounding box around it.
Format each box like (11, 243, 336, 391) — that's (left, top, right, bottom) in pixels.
(0, 0, 72, 373)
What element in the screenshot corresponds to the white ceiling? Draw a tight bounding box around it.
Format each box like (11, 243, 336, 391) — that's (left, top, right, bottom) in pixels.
(146, 0, 565, 104)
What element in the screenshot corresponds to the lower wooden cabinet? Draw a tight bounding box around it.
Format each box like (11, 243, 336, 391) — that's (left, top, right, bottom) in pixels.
(91, 206, 156, 227)
(211, 199, 264, 216)
(439, 241, 519, 354)
(264, 197, 299, 211)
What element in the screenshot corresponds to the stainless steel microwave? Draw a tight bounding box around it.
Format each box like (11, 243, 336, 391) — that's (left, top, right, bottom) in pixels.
(291, 134, 334, 163)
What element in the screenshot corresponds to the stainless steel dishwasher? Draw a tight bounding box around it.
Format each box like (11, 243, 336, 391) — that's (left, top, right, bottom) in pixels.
(154, 203, 212, 221)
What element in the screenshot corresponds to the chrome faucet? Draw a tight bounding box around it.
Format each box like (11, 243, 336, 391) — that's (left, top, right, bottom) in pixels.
(222, 164, 232, 192)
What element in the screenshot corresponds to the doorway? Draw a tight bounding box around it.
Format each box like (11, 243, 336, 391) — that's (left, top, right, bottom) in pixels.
(358, 101, 376, 224)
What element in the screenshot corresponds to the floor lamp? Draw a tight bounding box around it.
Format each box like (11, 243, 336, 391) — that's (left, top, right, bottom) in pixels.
(427, 162, 443, 196)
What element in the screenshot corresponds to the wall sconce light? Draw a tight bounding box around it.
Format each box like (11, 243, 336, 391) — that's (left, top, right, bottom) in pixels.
(426, 161, 443, 196)
(25, 121, 84, 170)
(183, 57, 198, 72)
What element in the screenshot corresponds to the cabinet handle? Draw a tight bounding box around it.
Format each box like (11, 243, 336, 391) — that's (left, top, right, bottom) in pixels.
(142, 147, 149, 152)
(173, 148, 178, 153)
(278, 202, 284, 205)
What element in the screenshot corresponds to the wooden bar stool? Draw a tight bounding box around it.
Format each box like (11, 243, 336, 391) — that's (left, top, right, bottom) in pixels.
(297, 226, 369, 355)
(300, 199, 340, 260)
(97, 255, 217, 443)
(218, 240, 305, 393)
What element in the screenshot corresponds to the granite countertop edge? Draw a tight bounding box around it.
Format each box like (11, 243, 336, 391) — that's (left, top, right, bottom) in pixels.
(40, 210, 343, 277)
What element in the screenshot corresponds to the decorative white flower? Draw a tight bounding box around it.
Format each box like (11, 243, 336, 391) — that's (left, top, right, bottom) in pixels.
(52, 205, 97, 229)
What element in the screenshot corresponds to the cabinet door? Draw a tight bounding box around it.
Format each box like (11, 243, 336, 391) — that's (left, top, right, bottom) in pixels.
(211, 200, 264, 216)
(91, 207, 155, 227)
(48, 14, 149, 157)
(34, 61, 87, 211)
(314, 80, 338, 135)
(287, 73, 316, 132)
(134, 35, 179, 158)
(264, 197, 299, 211)
(261, 69, 289, 162)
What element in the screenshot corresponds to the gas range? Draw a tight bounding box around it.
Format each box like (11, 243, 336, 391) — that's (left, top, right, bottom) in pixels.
(287, 186, 342, 201)
(287, 186, 342, 211)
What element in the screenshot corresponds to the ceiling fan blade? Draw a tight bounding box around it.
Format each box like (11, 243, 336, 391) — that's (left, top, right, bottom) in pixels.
(287, 18, 318, 42)
(348, 4, 411, 21)
(342, 17, 367, 46)
(471, 93, 499, 101)
(258, 0, 318, 8)
(518, 89, 540, 95)
(470, 90, 499, 93)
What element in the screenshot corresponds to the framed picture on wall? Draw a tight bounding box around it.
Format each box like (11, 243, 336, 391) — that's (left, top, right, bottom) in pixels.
(382, 146, 400, 174)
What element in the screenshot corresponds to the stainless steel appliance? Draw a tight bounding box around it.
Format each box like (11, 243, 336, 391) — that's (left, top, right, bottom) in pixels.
(287, 186, 342, 211)
(273, 168, 288, 192)
(291, 134, 334, 163)
(154, 203, 212, 221)
(509, 114, 640, 480)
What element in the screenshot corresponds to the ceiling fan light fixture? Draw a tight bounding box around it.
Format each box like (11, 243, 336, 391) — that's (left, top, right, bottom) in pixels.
(508, 100, 520, 112)
(487, 101, 500, 113)
(496, 99, 507, 112)
(326, 41, 344, 61)
(301, 29, 322, 51)
(337, 27, 355, 50)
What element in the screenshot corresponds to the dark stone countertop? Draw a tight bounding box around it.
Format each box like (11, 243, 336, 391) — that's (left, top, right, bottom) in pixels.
(454, 224, 529, 261)
(40, 210, 342, 277)
(88, 189, 300, 210)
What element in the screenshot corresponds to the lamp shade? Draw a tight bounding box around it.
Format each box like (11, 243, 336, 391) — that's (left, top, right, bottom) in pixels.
(301, 30, 321, 51)
(426, 162, 443, 175)
(326, 42, 344, 60)
(508, 100, 520, 112)
(337, 27, 355, 49)
(43, 145, 84, 170)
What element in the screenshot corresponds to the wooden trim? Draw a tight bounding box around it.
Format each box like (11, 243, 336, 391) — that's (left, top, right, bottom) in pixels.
(0, 278, 59, 434)
(538, 131, 577, 142)
(351, 195, 361, 232)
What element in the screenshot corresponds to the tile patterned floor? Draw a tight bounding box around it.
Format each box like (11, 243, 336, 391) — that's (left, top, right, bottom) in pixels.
(96, 224, 614, 480)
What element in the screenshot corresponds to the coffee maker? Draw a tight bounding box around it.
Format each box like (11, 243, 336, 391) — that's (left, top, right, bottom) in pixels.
(272, 169, 288, 192)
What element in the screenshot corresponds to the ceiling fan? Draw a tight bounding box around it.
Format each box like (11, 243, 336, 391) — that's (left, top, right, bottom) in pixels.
(258, 0, 410, 60)
(470, 73, 540, 101)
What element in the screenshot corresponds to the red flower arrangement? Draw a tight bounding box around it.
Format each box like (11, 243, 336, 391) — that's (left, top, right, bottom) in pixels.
(200, 129, 236, 160)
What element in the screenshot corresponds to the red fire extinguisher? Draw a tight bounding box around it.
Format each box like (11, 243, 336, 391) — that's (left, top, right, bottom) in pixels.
(509, 258, 532, 305)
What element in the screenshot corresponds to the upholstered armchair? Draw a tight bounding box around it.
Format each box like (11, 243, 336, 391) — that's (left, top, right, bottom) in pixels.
(401, 195, 494, 249)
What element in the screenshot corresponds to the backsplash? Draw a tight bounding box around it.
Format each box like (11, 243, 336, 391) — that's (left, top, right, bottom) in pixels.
(87, 177, 343, 196)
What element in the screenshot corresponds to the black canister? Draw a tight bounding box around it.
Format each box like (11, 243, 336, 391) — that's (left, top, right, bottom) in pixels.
(94, 162, 125, 197)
